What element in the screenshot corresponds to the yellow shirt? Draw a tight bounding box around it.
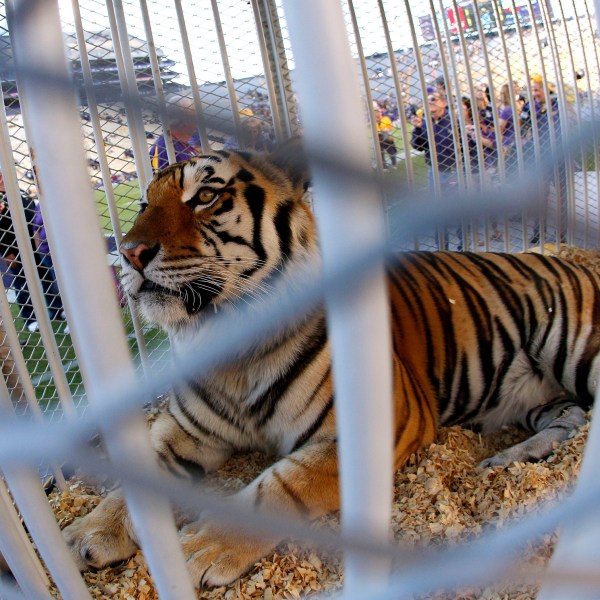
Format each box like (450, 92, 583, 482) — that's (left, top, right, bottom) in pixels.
(377, 115, 393, 133)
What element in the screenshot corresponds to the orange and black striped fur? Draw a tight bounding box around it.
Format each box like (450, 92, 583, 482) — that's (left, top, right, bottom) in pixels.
(64, 147, 595, 587)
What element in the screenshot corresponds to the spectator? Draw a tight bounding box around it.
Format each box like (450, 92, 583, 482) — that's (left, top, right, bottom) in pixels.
(410, 91, 459, 188)
(466, 86, 503, 243)
(459, 95, 484, 249)
(31, 202, 68, 334)
(470, 84, 497, 176)
(149, 94, 202, 171)
(410, 91, 460, 249)
(434, 75, 447, 98)
(0, 176, 66, 333)
(375, 108, 398, 170)
(461, 95, 478, 174)
(224, 116, 275, 152)
(497, 82, 525, 176)
(520, 74, 566, 244)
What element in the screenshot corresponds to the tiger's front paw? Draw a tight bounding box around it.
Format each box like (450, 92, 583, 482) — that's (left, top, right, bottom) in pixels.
(180, 521, 274, 588)
(62, 496, 137, 571)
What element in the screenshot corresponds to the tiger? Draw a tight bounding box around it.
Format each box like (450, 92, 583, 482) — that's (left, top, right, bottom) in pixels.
(63, 145, 595, 588)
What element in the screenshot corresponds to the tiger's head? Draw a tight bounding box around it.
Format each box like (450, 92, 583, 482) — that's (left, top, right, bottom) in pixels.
(120, 147, 315, 329)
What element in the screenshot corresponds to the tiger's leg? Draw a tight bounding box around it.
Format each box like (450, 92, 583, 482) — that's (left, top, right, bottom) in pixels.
(479, 393, 587, 468)
(182, 357, 438, 588)
(181, 438, 339, 588)
(63, 409, 234, 570)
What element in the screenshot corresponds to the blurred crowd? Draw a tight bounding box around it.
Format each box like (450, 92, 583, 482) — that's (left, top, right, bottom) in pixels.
(373, 71, 570, 248)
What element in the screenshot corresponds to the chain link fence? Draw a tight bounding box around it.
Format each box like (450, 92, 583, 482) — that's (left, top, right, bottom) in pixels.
(0, 0, 597, 597)
(0, 0, 595, 424)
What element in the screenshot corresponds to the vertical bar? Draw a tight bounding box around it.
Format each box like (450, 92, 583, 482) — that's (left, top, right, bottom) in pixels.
(575, 0, 600, 248)
(173, 0, 210, 150)
(0, 273, 67, 489)
(70, 0, 150, 372)
(138, 0, 177, 166)
(535, 0, 573, 249)
(466, 0, 503, 248)
(0, 85, 76, 423)
(377, 0, 415, 186)
(346, 0, 384, 174)
(106, 0, 154, 192)
(0, 475, 49, 599)
(581, 0, 600, 248)
(210, 0, 242, 135)
(537, 5, 600, 596)
(2, 465, 91, 599)
(281, 1, 394, 596)
(8, 1, 196, 597)
(504, 0, 535, 251)
(252, 0, 293, 142)
(0, 274, 38, 417)
(252, 0, 296, 140)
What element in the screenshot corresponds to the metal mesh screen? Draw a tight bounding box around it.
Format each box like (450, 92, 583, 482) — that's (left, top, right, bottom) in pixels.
(0, 0, 595, 442)
(0, 1, 598, 596)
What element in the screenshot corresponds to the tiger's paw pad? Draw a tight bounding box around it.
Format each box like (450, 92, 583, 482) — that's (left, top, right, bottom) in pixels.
(180, 522, 270, 588)
(62, 514, 137, 571)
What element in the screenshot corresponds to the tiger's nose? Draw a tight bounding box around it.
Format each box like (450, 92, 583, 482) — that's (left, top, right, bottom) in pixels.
(120, 242, 159, 272)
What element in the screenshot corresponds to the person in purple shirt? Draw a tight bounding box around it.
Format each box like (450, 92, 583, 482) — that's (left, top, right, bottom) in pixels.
(411, 91, 460, 183)
(30, 202, 66, 333)
(411, 92, 461, 249)
(471, 84, 497, 173)
(0, 180, 66, 334)
(497, 82, 525, 178)
(149, 95, 203, 171)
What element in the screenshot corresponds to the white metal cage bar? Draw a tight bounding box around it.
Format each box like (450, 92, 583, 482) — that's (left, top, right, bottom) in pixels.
(282, 1, 394, 596)
(6, 1, 195, 597)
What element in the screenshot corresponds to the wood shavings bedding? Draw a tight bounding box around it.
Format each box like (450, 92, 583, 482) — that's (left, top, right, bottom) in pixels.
(45, 245, 596, 599)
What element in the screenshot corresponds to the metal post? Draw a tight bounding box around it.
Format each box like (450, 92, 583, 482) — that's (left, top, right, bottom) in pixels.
(253, 0, 298, 139)
(537, 6, 600, 598)
(210, 0, 242, 136)
(106, 0, 154, 192)
(172, 0, 211, 150)
(281, 1, 394, 596)
(8, 1, 195, 597)
(0, 475, 49, 599)
(71, 0, 150, 373)
(0, 75, 76, 424)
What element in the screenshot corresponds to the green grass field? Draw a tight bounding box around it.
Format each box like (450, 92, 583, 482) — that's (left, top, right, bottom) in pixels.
(16, 180, 169, 415)
(94, 179, 142, 235)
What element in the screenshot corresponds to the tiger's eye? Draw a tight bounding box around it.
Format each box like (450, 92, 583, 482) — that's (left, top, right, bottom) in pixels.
(199, 189, 216, 203)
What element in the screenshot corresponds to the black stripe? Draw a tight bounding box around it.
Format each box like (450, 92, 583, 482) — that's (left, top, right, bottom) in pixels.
(250, 321, 328, 425)
(272, 470, 310, 516)
(576, 270, 600, 404)
(242, 184, 267, 277)
(274, 200, 294, 260)
(291, 395, 333, 452)
(165, 403, 204, 444)
(213, 196, 234, 216)
(164, 442, 206, 480)
(185, 379, 245, 432)
(203, 221, 253, 250)
(201, 166, 215, 180)
(236, 168, 255, 182)
(203, 154, 224, 162)
(174, 393, 229, 444)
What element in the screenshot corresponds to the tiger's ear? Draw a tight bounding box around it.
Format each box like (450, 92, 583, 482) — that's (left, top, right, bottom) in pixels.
(268, 137, 310, 192)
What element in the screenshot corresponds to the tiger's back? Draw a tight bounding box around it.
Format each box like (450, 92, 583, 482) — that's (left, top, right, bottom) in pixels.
(388, 250, 597, 466)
